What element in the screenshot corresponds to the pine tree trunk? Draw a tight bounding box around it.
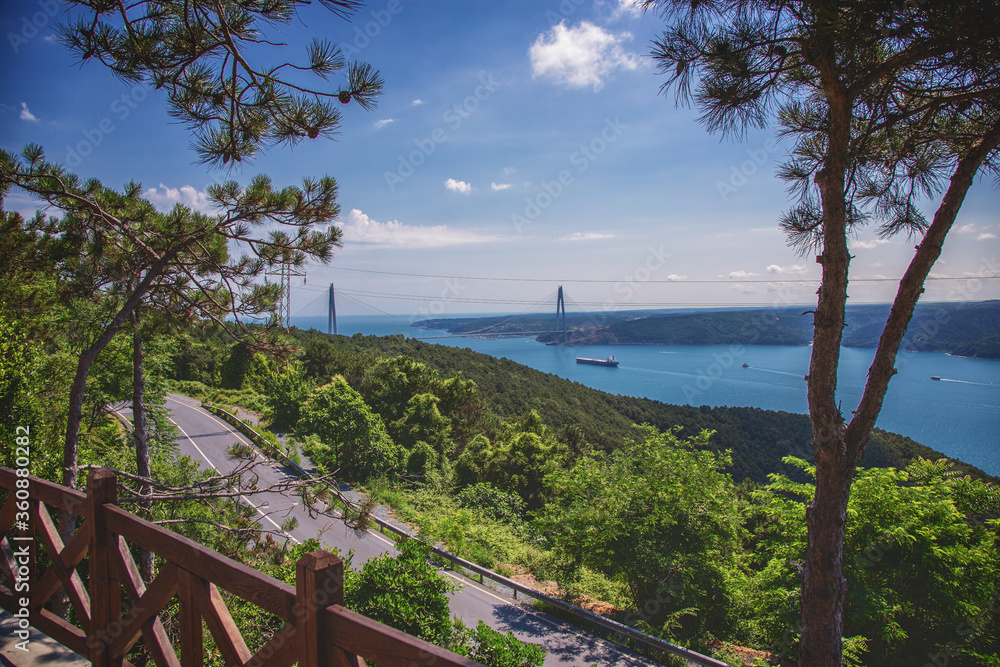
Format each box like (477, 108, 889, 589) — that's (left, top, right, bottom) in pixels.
(798, 116, 1000, 666)
(132, 306, 155, 581)
(799, 68, 853, 666)
(59, 263, 168, 542)
(800, 434, 854, 665)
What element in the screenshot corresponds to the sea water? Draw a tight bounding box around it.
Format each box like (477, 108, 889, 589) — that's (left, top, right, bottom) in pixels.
(292, 314, 1000, 476)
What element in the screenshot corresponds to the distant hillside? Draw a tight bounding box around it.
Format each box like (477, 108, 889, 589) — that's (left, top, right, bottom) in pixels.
(547, 308, 813, 346)
(290, 328, 996, 485)
(952, 334, 1000, 359)
(426, 301, 1000, 357)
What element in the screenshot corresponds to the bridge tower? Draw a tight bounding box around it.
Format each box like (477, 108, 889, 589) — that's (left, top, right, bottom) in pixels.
(556, 285, 567, 343)
(328, 283, 338, 335)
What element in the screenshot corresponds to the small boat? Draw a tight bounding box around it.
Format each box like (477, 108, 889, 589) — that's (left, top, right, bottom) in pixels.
(931, 376, 941, 381)
(576, 356, 619, 367)
(742, 362, 749, 368)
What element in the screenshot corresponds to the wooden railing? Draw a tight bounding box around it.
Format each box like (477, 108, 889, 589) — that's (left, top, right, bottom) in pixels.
(0, 466, 484, 667)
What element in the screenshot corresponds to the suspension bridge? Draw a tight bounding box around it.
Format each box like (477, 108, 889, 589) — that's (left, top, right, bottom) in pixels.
(270, 265, 997, 338)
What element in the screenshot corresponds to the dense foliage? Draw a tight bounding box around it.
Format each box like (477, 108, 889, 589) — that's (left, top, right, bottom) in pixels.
(283, 326, 992, 484)
(298, 375, 404, 481)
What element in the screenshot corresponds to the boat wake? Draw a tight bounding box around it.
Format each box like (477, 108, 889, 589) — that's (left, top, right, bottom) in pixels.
(937, 378, 997, 387)
(747, 367, 803, 378)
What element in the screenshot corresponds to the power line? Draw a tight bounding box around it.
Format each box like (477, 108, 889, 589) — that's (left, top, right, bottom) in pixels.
(328, 287, 928, 308)
(323, 266, 998, 284)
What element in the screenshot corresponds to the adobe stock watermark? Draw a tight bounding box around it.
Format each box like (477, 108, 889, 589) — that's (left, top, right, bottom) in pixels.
(384, 73, 501, 192)
(7, 0, 58, 54)
(407, 277, 467, 324)
(511, 117, 628, 234)
(620, 573, 685, 630)
(543, 0, 588, 26)
(716, 137, 780, 203)
(547, 245, 672, 364)
(680, 282, 800, 403)
(893, 253, 998, 371)
(64, 82, 153, 168)
(340, 0, 407, 57)
(923, 588, 1000, 667)
(10, 425, 33, 653)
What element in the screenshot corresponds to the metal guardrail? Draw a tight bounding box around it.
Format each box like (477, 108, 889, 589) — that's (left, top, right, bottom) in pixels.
(202, 402, 732, 667)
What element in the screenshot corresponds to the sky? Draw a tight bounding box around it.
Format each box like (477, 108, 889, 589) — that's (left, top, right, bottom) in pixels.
(2, 0, 998, 320)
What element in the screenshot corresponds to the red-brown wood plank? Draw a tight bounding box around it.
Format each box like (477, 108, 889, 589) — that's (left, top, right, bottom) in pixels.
(324, 605, 485, 667)
(0, 469, 88, 516)
(178, 568, 204, 667)
(189, 576, 252, 666)
(242, 624, 298, 667)
(0, 468, 487, 667)
(104, 505, 296, 621)
(111, 542, 180, 667)
(87, 470, 120, 667)
(0, 493, 16, 535)
(26, 606, 89, 656)
(32, 500, 91, 628)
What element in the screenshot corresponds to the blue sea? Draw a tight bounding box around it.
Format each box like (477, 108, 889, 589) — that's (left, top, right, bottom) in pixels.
(291, 314, 1000, 476)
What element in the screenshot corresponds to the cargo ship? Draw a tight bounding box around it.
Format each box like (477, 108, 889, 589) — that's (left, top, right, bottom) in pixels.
(576, 356, 619, 367)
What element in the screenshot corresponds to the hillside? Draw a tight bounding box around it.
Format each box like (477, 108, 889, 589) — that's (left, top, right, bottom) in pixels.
(423, 301, 1000, 357)
(289, 328, 995, 485)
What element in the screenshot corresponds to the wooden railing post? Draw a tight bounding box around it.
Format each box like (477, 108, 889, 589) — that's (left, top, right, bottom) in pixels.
(297, 550, 356, 667)
(87, 469, 120, 667)
(177, 569, 204, 667)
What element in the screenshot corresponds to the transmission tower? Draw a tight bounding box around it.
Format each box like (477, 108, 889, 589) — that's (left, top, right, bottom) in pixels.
(265, 263, 305, 331)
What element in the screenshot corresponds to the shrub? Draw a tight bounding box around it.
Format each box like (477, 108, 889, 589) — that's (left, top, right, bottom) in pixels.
(452, 621, 545, 667)
(298, 376, 404, 482)
(346, 540, 454, 644)
(457, 482, 526, 526)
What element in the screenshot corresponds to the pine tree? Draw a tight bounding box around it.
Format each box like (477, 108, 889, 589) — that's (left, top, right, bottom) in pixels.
(643, 1, 1000, 664)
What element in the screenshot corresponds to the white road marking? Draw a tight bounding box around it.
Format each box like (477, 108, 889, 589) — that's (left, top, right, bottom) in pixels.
(167, 413, 300, 545)
(169, 399, 400, 549)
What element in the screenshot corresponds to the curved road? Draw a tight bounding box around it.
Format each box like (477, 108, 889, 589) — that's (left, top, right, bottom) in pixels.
(158, 394, 662, 667)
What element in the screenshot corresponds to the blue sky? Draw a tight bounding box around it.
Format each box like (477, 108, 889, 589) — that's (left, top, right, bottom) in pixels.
(3, 0, 998, 319)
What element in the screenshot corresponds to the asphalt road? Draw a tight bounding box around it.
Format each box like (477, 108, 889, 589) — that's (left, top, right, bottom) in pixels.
(153, 394, 662, 667)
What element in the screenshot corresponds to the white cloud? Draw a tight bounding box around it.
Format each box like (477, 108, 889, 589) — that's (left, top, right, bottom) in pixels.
(338, 209, 498, 248)
(445, 178, 472, 194)
(731, 284, 756, 294)
(766, 264, 808, 275)
(614, 0, 644, 18)
(978, 232, 998, 242)
(490, 182, 512, 191)
(954, 224, 977, 234)
(411, 99, 424, 106)
(722, 270, 759, 279)
(503, 166, 517, 175)
(374, 118, 395, 129)
(666, 274, 687, 281)
(19, 103, 38, 122)
(850, 239, 890, 250)
(559, 231, 615, 241)
(529, 21, 638, 90)
(144, 184, 216, 214)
